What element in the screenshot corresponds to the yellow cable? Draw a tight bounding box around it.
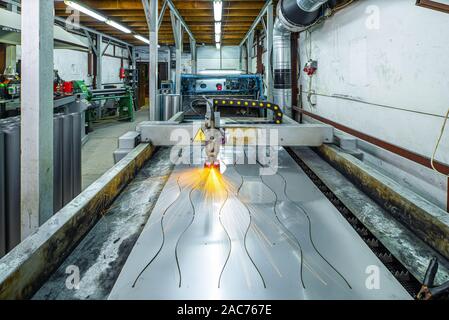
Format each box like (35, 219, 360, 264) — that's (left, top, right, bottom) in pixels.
(333, 0, 356, 13)
(431, 107, 449, 175)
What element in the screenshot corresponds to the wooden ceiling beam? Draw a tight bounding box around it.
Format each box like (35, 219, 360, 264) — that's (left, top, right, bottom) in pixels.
(55, 0, 275, 46)
(56, 1, 266, 11)
(58, 9, 262, 17)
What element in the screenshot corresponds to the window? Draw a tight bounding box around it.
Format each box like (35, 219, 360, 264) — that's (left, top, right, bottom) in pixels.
(416, 0, 449, 14)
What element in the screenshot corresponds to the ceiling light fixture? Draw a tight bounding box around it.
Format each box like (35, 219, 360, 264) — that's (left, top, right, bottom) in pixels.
(213, 0, 223, 22)
(134, 34, 150, 44)
(106, 20, 132, 34)
(213, 1, 222, 50)
(199, 69, 243, 75)
(64, 0, 107, 22)
(215, 22, 221, 35)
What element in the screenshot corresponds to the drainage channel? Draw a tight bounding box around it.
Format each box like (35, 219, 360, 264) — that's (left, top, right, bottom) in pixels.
(285, 147, 423, 299)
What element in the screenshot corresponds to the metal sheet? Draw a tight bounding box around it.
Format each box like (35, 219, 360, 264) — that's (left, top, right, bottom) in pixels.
(109, 148, 411, 300)
(62, 115, 73, 206)
(53, 116, 63, 213)
(0, 130, 6, 256)
(71, 113, 82, 197)
(4, 126, 20, 251)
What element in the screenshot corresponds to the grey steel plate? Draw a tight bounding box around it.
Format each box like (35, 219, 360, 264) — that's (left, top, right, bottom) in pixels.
(109, 148, 411, 300)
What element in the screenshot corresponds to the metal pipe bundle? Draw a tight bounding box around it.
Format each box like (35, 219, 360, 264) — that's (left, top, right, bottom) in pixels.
(4, 124, 20, 253)
(0, 127, 5, 256)
(0, 113, 82, 256)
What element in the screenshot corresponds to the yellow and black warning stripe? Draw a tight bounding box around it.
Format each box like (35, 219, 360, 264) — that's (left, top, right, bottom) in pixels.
(213, 98, 283, 124)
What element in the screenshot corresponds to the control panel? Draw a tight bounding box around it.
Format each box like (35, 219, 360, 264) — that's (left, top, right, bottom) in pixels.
(181, 74, 264, 100)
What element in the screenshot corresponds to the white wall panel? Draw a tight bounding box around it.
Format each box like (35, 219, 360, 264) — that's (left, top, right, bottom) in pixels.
(299, 0, 449, 165)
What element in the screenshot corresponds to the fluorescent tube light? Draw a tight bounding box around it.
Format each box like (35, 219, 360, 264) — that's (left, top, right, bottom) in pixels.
(64, 0, 107, 22)
(215, 22, 221, 34)
(134, 34, 150, 44)
(213, 1, 222, 22)
(199, 69, 243, 75)
(215, 34, 221, 43)
(216, 42, 221, 50)
(106, 20, 132, 34)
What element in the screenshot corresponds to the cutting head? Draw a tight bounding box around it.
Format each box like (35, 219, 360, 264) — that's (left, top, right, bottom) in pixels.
(204, 98, 224, 170)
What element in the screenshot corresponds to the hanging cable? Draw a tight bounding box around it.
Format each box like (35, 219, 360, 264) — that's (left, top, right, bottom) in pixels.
(430, 107, 449, 175)
(333, 0, 356, 13)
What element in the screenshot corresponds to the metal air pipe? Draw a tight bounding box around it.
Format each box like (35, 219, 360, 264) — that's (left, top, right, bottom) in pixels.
(273, 0, 334, 116)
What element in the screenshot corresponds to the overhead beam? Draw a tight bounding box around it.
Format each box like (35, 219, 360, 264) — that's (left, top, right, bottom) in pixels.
(55, 1, 270, 11)
(158, 0, 168, 30)
(240, 0, 272, 47)
(54, 0, 274, 47)
(54, 16, 133, 47)
(165, 0, 195, 41)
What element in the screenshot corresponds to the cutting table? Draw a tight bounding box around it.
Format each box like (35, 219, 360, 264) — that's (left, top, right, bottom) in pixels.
(108, 147, 411, 300)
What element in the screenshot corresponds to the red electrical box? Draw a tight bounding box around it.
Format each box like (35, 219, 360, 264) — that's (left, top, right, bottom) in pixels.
(304, 59, 318, 76)
(119, 67, 126, 79)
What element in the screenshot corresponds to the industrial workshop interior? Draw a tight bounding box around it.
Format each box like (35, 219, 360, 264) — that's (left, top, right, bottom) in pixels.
(1, 0, 449, 308)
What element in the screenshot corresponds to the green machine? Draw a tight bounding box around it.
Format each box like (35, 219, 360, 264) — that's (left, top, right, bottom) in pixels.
(73, 81, 135, 124)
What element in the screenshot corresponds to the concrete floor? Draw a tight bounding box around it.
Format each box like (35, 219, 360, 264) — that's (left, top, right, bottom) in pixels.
(81, 109, 149, 190)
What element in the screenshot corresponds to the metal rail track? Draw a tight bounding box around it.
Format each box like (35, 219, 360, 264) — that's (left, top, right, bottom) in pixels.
(285, 147, 422, 298)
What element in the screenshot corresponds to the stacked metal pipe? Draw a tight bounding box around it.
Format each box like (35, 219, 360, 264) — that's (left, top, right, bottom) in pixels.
(0, 113, 82, 257)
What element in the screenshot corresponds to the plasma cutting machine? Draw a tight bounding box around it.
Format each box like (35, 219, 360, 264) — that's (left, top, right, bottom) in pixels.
(119, 95, 333, 169)
(115, 72, 332, 166)
(202, 96, 286, 169)
(1, 0, 447, 302)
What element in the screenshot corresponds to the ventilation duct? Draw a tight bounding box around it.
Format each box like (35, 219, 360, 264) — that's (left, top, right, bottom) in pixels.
(273, 20, 292, 117)
(273, 0, 335, 116)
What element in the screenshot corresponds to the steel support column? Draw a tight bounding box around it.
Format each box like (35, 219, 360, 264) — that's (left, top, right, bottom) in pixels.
(239, 45, 243, 71)
(247, 32, 254, 74)
(130, 46, 138, 108)
(20, 0, 54, 239)
(171, 12, 183, 94)
(143, 0, 159, 121)
(266, 2, 274, 101)
(158, 0, 168, 31)
(256, 31, 263, 74)
(190, 38, 197, 74)
(95, 34, 103, 90)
